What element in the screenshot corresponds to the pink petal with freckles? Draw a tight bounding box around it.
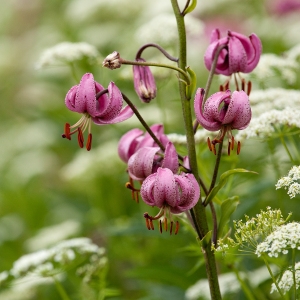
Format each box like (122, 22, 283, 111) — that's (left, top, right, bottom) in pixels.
(227, 35, 247, 73)
(92, 105, 134, 124)
(244, 34, 262, 73)
(161, 142, 179, 174)
(118, 128, 144, 163)
(137, 124, 165, 149)
(140, 173, 157, 206)
(194, 88, 222, 131)
(153, 168, 178, 208)
(170, 173, 200, 214)
(127, 147, 160, 181)
(96, 82, 123, 120)
(223, 90, 251, 129)
(65, 85, 78, 112)
(210, 28, 221, 43)
(74, 73, 96, 113)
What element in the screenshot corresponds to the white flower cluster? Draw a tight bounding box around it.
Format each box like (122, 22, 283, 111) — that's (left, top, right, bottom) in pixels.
(235, 108, 300, 141)
(1, 238, 105, 282)
(36, 42, 99, 69)
(256, 222, 300, 257)
(244, 53, 298, 86)
(270, 262, 300, 295)
(276, 165, 300, 198)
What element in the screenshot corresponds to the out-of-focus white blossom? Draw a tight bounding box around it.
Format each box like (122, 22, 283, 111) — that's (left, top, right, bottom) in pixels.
(235, 108, 300, 141)
(256, 222, 300, 257)
(36, 42, 99, 69)
(276, 165, 300, 198)
(286, 42, 300, 61)
(135, 13, 204, 46)
(244, 53, 298, 85)
(270, 262, 300, 295)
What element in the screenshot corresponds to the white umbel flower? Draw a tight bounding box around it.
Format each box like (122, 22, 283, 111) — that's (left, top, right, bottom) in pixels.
(276, 166, 300, 198)
(256, 222, 300, 258)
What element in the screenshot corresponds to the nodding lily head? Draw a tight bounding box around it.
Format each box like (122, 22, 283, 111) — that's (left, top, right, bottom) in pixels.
(204, 29, 262, 76)
(194, 88, 251, 154)
(141, 167, 200, 235)
(63, 73, 134, 150)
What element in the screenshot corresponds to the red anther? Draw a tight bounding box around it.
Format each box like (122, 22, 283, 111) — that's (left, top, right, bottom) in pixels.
(145, 217, 151, 230)
(228, 142, 231, 156)
(207, 137, 212, 152)
(64, 123, 71, 140)
(125, 182, 133, 189)
(77, 127, 84, 148)
(231, 136, 235, 150)
(170, 221, 173, 235)
(247, 81, 252, 96)
(175, 221, 180, 235)
(159, 220, 162, 233)
(212, 144, 216, 155)
(86, 133, 92, 151)
(237, 141, 241, 155)
(224, 81, 230, 90)
(219, 85, 224, 92)
(164, 218, 168, 232)
(150, 219, 154, 230)
(241, 78, 245, 92)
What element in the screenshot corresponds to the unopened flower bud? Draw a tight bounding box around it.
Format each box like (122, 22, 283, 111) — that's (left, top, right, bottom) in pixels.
(102, 51, 122, 69)
(133, 58, 157, 103)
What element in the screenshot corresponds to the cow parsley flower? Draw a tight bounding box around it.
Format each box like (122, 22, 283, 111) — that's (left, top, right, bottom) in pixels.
(256, 222, 300, 257)
(270, 262, 300, 295)
(276, 165, 300, 198)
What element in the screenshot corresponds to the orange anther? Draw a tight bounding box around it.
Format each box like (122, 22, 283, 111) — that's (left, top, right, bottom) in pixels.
(64, 123, 71, 140)
(164, 218, 168, 231)
(175, 221, 180, 235)
(247, 81, 252, 96)
(77, 127, 84, 148)
(145, 218, 151, 230)
(86, 133, 92, 151)
(159, 220, 162, 233)
(207, 137, 212, 152)
(150, 219, 154, 230)
(237, 141, 241, 155)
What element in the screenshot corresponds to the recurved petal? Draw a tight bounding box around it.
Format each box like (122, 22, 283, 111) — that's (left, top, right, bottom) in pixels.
(65, 85, 78, 112)
(140, 173, 157, 206)
(74, 73, 96, 113)
(96, 82, 123, 120)
(161, 142, 179, 174)
(127, 147, 160, 181)
(244, 33, 262, 73)
(153, 168, 178, 208)
(223, 90, 251, 129)
(194, 88, 222, 131)
(117, 128, 144, 163)
(227, 35, 247, 73)
(170, 173, 200, 213)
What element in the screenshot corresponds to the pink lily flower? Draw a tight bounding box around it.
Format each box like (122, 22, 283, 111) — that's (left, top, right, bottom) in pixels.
(63, 73, 133, 150)
(204, 29, 262, 76)
(194, 88, 251, 154)
(141, 167, 200, 234)
(127, 142, 179, 182)
(133, 58, 157, 103)
(118, 124, 170, 163)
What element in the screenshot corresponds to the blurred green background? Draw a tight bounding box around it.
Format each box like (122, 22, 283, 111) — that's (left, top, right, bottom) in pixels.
(1, 0, 300, 299)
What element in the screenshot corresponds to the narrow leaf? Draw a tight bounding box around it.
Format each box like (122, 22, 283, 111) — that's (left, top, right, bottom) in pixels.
(183, 0, 197, 15)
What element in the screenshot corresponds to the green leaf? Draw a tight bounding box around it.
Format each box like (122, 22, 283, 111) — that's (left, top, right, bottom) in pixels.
(217, 196, 239, 239)
(204, 168, 257, 206)
(185, 66, 197, 100)
(183, 0, 197, 15)
(197, 230, 212, 248)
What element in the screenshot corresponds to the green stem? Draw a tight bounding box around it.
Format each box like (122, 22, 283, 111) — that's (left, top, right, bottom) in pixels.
(279, 133, 295, 164)
(262, 255, 287, 300)
(170, 0, 222, 299)
(121, 59, 190, 84)
(231, 266, 257, 300)
(52, 276, 71, 300)
(292, 249, 297, 300)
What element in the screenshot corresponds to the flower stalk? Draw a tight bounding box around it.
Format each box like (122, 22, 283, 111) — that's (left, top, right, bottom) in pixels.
(170, 0, 222, 299)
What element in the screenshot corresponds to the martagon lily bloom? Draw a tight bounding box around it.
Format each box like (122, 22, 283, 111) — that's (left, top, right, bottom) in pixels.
(118, 124, 170, 163)
(141, 167, 200, 234)
(62, 73, 134, 150)
(194, 88, 251, 154)
(133, 58, 157, 103)
(204, 29, 262, 76)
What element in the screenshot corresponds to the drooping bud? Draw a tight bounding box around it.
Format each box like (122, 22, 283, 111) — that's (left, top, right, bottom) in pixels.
(133, 58, 157, 103)
(102, 51, 122, 70)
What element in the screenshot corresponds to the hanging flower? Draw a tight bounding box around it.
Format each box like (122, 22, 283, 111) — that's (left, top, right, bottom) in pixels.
(141, 167, 200, 234)
(117, 124, 170, 163)
(133, 58, 157, 103)
(194, 88, 251, 154)
(63, 73, 134, 150)
(204, 29, 262, 76)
